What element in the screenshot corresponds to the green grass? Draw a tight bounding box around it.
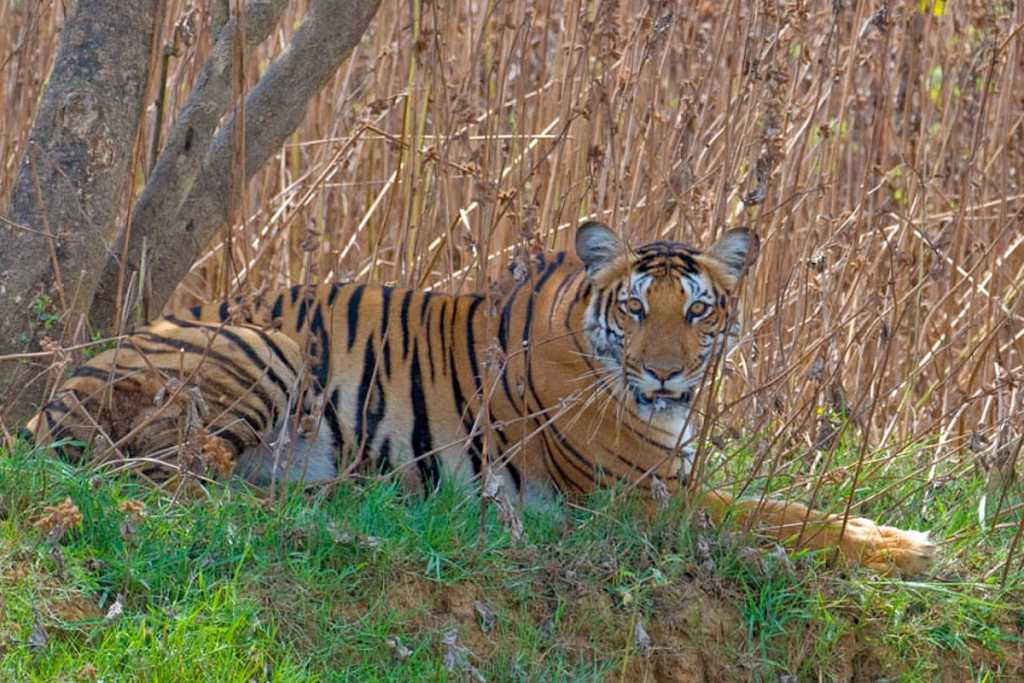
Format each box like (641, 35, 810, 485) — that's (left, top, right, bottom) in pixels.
(1, 440, 1021, 681)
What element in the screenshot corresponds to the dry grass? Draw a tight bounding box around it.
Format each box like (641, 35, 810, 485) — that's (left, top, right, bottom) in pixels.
(3, 1, 1024, 576)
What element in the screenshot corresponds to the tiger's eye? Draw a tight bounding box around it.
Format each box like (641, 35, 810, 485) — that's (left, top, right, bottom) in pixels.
(688, 301, 708, 317)
(623, 298, 645, 316)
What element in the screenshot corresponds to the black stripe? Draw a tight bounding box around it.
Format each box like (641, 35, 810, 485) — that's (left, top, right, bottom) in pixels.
(218, 302, 229, 322)
(382, 338, 392, 380)
(536, 424, 589, 493)
(309, 304, 330, 390)
(448, 297, 459, 358)
(498, 280, 526, 352)
(399, 290, 413, 360)
(71, 365, 116, 381)
(189, 305, 203, 319)
(549, 267, 582, 326)
(44, 411, 73, 449)
(522, 291, 535, 346)
(424, 296, 436, 381)
(464, 297, 484, 400)
(569, 282, 592, 323)
(551, 259, 579, 302)
(158, 319, 284, 386)
(522, 348, 651, 489)
(633, 251, 699, 275)
(323, 387, 345, 454)
(497, 283, 528, 413)
(354, 338, 386, 458)
(327, 283, 343, 306)
(448, 342, 483, 477)
(419, 291, 433, 322)
(379, 287, 393, 335)
(618, 412, 680, 453)
(353, 339, 375, 448)
(437, 299, 449, 375)
(346, 285, 365, 351)
(290, 285, 302, 305)
(270, 294, 284, 320)
(532, 252, 565, 293)
(296, 295, 310, 332)
(140, 323, 291, 402)
(198, 374, 278, 431)
(601, 289, 613, 323)
(252, 328, 298, 377)
(378, 437, 393, 474)
(409, 339, 440, 491)
(380, 286, 393, 379)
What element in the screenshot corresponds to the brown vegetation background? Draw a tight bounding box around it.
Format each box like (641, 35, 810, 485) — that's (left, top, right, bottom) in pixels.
(2, 2, 1022, 543)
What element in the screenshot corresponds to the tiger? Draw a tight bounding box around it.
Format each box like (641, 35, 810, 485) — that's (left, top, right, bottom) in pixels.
(26, 222, 935, 575)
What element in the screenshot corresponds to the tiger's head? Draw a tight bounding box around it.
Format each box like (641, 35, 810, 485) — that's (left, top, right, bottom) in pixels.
(575, 222, 759, 415)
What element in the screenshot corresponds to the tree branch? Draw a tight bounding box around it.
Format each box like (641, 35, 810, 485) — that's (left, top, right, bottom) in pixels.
(91, 0, 382, 331)
(90, 0, 290, 331)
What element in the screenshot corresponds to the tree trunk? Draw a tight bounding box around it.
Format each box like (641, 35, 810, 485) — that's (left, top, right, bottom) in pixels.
(88, 0, 291, 332)
(0, 0, 162, 425)
(1, 0, 381, 429)
(90, 0, 382, 332)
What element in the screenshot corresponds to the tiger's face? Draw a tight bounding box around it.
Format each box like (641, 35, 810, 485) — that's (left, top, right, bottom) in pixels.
(576, 223, 759, 414)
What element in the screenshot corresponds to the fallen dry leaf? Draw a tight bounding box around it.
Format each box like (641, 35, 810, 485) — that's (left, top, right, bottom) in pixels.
(27, 612, 47, 652)
(385, 636, 412, 660)
(104, 595, 124, 623)
(441, 627, 486, 682)
(33, 497, 83, 543)
(633, 619, 652, 655)
(482, 473, 523, 542)
(473, 600, 496, 633)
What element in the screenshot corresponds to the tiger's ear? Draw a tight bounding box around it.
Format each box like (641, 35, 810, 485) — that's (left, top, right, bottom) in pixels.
(576, 222, 625, 278)
(707, 228, 759, 281)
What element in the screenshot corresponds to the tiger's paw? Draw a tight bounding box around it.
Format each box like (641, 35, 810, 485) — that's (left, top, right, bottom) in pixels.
(848, 519, 936, 576)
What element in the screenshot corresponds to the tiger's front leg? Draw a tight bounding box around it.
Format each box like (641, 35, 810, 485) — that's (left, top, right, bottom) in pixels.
(697, 489, 936, 576)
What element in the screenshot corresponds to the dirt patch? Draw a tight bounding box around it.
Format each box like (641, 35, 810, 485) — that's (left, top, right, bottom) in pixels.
(49, 595, 102, 623)
(642, 580, 747, 683)
(445, 575, 1021, 681)
(322, 566, 1024, 681)
(345, 571, 502, 657)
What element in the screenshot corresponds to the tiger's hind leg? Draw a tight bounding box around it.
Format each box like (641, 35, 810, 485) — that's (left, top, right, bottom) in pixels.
(698, 489, 936, 576)
(26, 320, 309, 484)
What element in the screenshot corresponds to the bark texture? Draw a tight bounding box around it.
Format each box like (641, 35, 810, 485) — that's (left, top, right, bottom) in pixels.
(90, 0, 383, 331)
(0, 0, 161, 424)
(89, 0, 290, 330)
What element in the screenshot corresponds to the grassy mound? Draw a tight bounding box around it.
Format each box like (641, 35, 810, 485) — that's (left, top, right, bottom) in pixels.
(0, 443, 1021, 681)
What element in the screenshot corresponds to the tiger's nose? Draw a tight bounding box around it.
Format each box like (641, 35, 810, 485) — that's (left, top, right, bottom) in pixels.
(643, 364, 683, 383)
